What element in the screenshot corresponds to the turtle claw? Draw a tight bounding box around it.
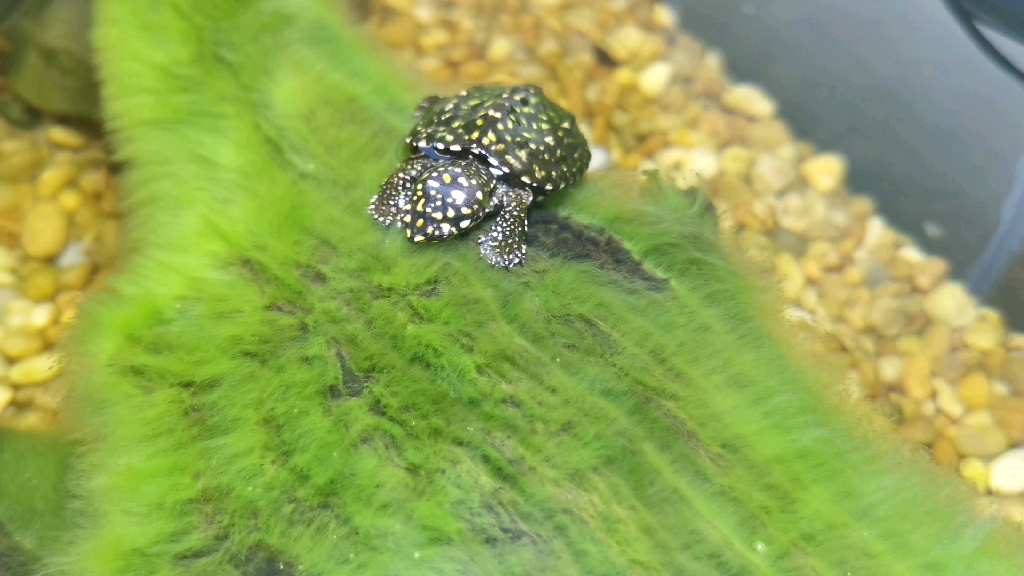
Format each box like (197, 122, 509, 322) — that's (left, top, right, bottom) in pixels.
(478, 187, 532, 269)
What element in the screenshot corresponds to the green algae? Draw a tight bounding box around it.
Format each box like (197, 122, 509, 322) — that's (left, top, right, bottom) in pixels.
(2, 0, 1019, 573)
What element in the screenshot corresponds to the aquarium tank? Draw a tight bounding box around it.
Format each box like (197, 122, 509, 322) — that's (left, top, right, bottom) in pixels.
(0, 0, 1024, 574)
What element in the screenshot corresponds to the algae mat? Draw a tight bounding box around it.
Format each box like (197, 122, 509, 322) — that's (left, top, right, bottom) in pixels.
(13, 0, 1023, 573)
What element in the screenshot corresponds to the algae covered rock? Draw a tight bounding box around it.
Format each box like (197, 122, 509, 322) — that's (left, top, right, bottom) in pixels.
(1, 0, 100, 124)
(5, 0, 1022, 574)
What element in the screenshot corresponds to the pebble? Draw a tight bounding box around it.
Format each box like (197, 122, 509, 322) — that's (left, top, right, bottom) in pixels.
(719, 146, 755, 177)
(933, 436, 959, 466)
(923, 282, 978, 328)
(912, 257, 949, 292)
(901, 353, 933, 401)
(951, 417, 1010, 458)
(957, 371, 992, 409)
(959, 457, 990, 494)
(962, 311, 1005, 352)
(992, 397, 1024, 444)
(45, 125, 89, 150)
(0, 384, 11, 412)
(750, 153, 796, 196)
(899, 416, 937, 445)
(604, 24, 649, 63)
(35, 163, 78, 199)
(587, 145, 611, 172)
(877, 355, 903, 385)
(21, 201, 70, 259)
(22, 265, 60, 302)
(799, 152, 847, 194)
(651, 2, 678, 29)
(637, 61, 673, 98)
(8, 351, 62, 386)
(989, 449, 1024, 496)
(933, 376, 966, 420)
(485, 35, 515, 64)
(0, 330, 45, 360)
(720, 83, 778, 119)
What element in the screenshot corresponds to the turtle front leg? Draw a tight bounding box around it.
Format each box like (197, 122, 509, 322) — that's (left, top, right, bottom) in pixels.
(368, 154, 434, 226)
(478, 185, 534, 269)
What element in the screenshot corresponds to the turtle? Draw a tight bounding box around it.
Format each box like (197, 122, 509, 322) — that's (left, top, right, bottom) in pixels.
(368, 84, 592, 269)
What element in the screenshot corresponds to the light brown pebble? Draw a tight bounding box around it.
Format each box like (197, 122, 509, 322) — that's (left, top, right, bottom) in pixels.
(8, 351, 62, 386)
(0, 407, 57, 432)
(637, 61, 673, 98)
(719, 146, 755, 178)
(898, 415, 937, 445)
(868, 297, 908, 338)
(951, 416, 1009, 458)
(374, 12, 418, 48)
(911, 257, 949, 292)
(45, 125, 89, 149)
(485, 35, 515, 64)
(992, 397, 1024, 444)
(0, 329, 45, 360)
(877, 355, 903, 385)
(799, 152, 847, 194)
(933, 376, 966, 420)
(774, 252, 805, 300)
(42, 323, 64, 346)
(59, 262, 94, 290)
(922, 322, 952, 360)
(901, 353, 933, 401)
(651, 2, 678, 29)
(750, 153, 796, 196)
(603, 24, 648, 63)
(720, 83, 778, 119)
(962, 312, 1005, 352)
(0, 384, 12, 412)
(989, 448, 1024, 496)
(35, 164, 78, 199)
(933, 436, 959, 466)
(58, 187, 84, 213)
(1003, 353, 1024, 396)
(744, 119, 792, 150)
(22, 265, 60, 302)
(957, 370, 993, 409)
(77, 166, 108, 196)
(28, 302, 57, 331)
(21, 201, 69, 260)
(959, 457, 990, 494)
(923, 281, 978, 328)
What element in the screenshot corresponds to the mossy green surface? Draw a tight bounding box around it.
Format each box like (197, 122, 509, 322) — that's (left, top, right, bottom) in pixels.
(10, 0, 1021, 573)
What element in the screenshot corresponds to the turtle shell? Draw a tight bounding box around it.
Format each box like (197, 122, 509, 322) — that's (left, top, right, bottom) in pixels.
(407, 84, 591, 195)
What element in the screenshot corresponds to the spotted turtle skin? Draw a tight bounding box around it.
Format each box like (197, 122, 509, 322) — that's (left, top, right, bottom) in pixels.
(368, 84, 591, 269)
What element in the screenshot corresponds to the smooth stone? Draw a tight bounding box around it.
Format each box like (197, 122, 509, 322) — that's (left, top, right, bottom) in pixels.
(45, 125, 89, 149)
(0, 330, 45, 360)
(951, 418, 1010, 458)
(901, 353, 933, 401)
(959, 457, 990, 494)
(750, 153, 796, 196)
(21, 201, 70, 260)
(8, 351, 63, 386)
(933, 376, 966, 420)
(989, 448, 1024, 496)
(932, 436, 959, 466)
(721, 83, 778, 119)
(992, 397, 1024, 444)
(957, 370, 992, 410)
(637, 61, 673, 98)
(799, 152, 847, 194)
(923, 282, 978, 328)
